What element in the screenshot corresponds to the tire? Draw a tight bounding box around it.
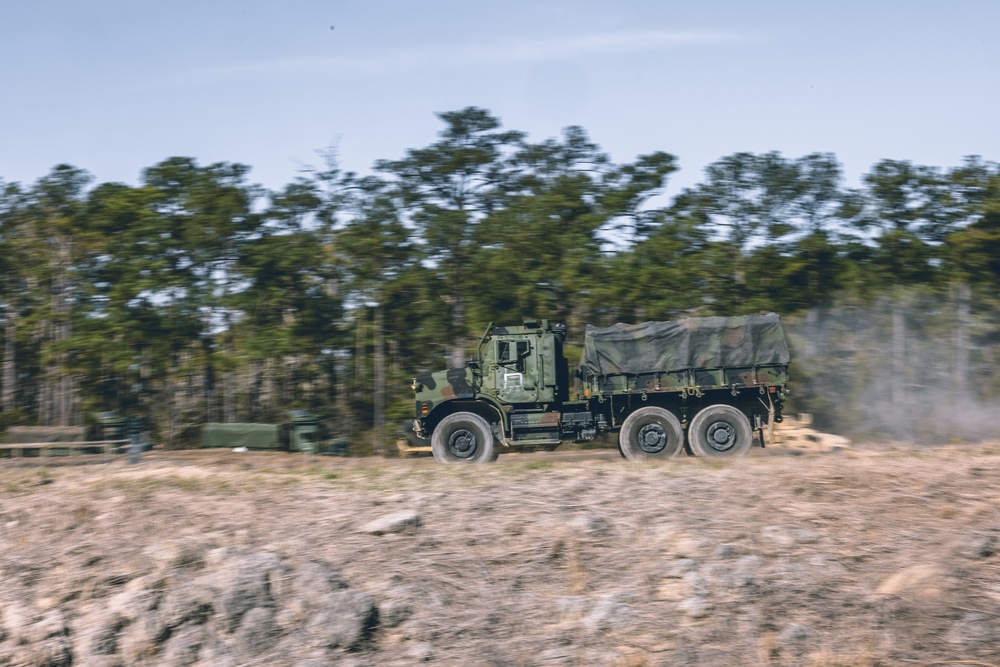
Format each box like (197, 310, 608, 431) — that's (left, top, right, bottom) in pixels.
(687, 405, 753, 458)
(431, 412, 496, 464)
(618, 407, 684, 461)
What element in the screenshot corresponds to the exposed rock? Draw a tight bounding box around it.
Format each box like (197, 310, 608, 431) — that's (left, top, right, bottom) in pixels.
(701, 554, 766, 590)
(63, 552, 381, 664)
(159, 623, 206, 667)
(1, 601, 35, 645)
(217, 552, 281, 632)
(946, 613, 995, 648)
(779, 622, 813, 643)
(959, 532, 998, 560)
(394, 619, 431, 642)
(234, 606, 279, 657)
(27, 610, 69, 645)
(714, 543, 739, 559)
(378, 596, 414, 629)
(292, 561, 349, 605)
(116, 618, 160, 664)
(84, 613, 128, 656)
(28, 637, 74, 667)
(17, 608, 74, 667)
(658, 561, 709, 600)
(275, 600, 308, 632)
(195, 636, 238, 667)
(732, 555, 764, 587)
(359, 510, 422, 535)
(582, 593, 632, 632)
(406, 641, 435, 662)
(683, 571, 710, 597)
(157, 583, 215, 636)
(677, 596, 713, 619)
(304, 589, 379, 650)
(568, 514, 613, 538)
(106, 580, 162, 622)
(761, 525, 798, 548)
(10, 610, 74, 667)
(773, 623, 814, 661)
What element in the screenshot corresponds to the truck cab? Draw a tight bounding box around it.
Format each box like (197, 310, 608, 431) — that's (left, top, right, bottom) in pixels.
(413, 320, 578, 462)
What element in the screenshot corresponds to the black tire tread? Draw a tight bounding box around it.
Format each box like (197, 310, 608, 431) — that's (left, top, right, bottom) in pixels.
(618, 406, 684, 461)
(687, 404, 753, 458)
(431, 412, 496, 464)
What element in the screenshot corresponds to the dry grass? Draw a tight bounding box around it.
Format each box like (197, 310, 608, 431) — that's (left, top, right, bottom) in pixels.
(2, 443, 1000, 665)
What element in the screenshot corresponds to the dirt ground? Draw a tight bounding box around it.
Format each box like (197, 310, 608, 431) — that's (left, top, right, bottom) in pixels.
(2, 442, 1000, 666)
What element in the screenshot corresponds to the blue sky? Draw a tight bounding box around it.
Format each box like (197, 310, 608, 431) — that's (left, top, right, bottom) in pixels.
(1, 0, 997, 197)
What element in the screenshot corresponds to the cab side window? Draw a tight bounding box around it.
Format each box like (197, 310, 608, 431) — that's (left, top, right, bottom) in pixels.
(497, 340, 530, 373)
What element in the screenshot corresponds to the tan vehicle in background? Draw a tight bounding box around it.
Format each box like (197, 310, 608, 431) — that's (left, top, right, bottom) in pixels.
(766, 413, 851, 453)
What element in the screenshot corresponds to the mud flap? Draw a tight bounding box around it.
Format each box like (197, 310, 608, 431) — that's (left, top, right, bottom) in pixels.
(765, 391, 776, 447)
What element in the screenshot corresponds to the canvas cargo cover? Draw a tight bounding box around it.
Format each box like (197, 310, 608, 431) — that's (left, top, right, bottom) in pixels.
(201, 423, 280, 449)
(2, 426, 88, 444)
(580, 313, 790, 377)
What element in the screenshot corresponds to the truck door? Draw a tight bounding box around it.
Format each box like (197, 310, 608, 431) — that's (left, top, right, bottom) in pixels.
(494, 337, 538, 404)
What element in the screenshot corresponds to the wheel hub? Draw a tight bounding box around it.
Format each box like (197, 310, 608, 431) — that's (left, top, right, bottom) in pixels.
(448, 428, 477, 458)
(706, 421, 735, 451)
(637, 423, 667, 453)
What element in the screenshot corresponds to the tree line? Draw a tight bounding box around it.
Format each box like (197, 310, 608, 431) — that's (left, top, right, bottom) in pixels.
(2, 107, 999, 448)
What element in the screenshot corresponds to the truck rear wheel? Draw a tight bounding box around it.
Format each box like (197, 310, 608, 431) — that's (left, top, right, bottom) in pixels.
(688, 405, 752, 458)
(618, 407, 684, 461)
(431, 412, 496, 464)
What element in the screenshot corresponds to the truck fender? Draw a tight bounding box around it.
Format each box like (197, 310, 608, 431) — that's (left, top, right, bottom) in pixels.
(425, 397, 510, 444)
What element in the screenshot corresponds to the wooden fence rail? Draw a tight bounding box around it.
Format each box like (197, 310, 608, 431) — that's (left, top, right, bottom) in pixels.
(0, 440, 130, 457)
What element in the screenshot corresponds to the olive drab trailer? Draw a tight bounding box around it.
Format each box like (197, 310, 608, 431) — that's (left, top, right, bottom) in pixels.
(201, 423, 281, 450)
(412, 315, 789, 464)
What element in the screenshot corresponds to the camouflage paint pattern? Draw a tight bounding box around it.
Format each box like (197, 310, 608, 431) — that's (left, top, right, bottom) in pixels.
(580, 313, 790, 395)
(415, 316, 788, 445)
(413, 366, 476, 418)
(580, 313, 789, 377)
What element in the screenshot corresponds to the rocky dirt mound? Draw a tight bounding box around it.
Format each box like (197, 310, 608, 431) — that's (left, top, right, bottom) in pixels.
(2, 444, 1000, 666)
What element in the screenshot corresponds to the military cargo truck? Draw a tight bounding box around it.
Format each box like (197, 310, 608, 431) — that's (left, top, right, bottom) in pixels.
(413, 314, 789, 464)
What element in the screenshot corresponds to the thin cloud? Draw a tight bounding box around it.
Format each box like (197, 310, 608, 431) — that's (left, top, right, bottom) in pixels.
(129, 30, 747, 91)
(464, 30, 747, 64)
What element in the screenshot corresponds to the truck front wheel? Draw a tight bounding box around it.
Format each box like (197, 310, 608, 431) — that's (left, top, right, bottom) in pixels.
(618, 407, 684, 461)
(688, 405, 752, 458)
(431, 412, 496, 464)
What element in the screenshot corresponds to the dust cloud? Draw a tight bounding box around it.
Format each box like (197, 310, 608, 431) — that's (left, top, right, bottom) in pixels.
(783, 292, 1000, 444)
